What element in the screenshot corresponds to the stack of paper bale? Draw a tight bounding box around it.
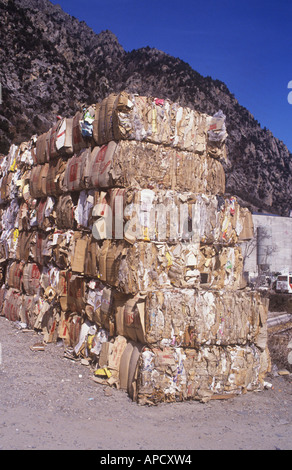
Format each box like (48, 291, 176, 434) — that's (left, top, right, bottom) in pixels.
(0, 91, 271, 404)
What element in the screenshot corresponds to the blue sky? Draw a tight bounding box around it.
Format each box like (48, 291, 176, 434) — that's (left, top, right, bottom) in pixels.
(51, 0, 292, 152)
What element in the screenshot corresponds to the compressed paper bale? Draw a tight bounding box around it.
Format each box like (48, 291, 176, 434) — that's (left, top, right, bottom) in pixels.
(84, 235, 101, 278)
(217, 197, 254, 244)
(96, 239, 245, 294)
(35, 231, 52, 265)
(47, 123, 60, 160)
(127, 343, 143, 399)
(39, 267, 70, 312)
(55, 194, 75, 230)
(66, 313, 83, 348)
(72, 111, 89, 153)
(36, 197, 56, 231)
(62, 149, 90, 193)
(1, 198, 20, 231)
(35, 132, 49, 164)
(16, 231, 36, 263)
(142, 288, 268, 348)
(98, 93, 119, 144)
(20, 294, 39, 328)
(87, 141, 225, 194)
(90, 188, 253, 245)
(30, 164, 49, 198)
(97, 286, 115, 335)
(93, 92, 227, 157)
(22, 263, 41, 295)
(74, 190, 96, 229)
(107, 334, 128, 373)
(71, 235, 88, 273)
(0, 228, 17, 261)
(136, 344, 271, 404)
(119, 341, 134, 390)
(113, 292, 146, 343)
(51, 230, 75, 270)
(103, 287, 268, 350)
(2, 288, 22, 322)
(67, 273, 86, 314)
(87, 142, 118, 189)
(46, 158, 67, 196)
(6, 260, 24, 290)
(55, 118, 74, 156)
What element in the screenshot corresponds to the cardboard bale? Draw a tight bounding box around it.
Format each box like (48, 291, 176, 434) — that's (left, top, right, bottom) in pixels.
(0, 173, 13, 203)
(35, 132, 49, 164)
(16, 139, 36, 167)
(36, 197, 56, 231)
(91, 189, 253, 245)
(143, 288, 268, 349)
(62, 148, 91, 193)
(136, 343, 271, 404)
(217, 196, 254, 244)
(87, 141, 225, 194)
(22, 263, 41, 296)
(46, 158, 67, 196)
(113, 292, 146, 343)
(47, 123, 59, 160)
(84, 235, 101, 278)
(67, 273, 86, 314)
(16, 231, 36, 263)
(55, 118, 74, 156)
(237, 207, 254, 241)
(84, 279, 104, 323)
(65, 313, 82, 347)
(51, 230, 75, 270)
(96, 288, 268, 350)
(7, 260, 24, 290)
(2, 288, 22, 322)
(20, 294, 39, 328)
(1, 228, 18, 261)
(71, 233, 88, 273)
(17, 201, 32, 232)
(35, 231, 52, 265)
(41, 266, 70, 312)
(72, 111, 90, 154)
(98, 286, 115, 335)
(74, 190, 96, 229)
(56, 194, 75, 230)
(93, 92, 227, 157)
(2, 198, 20, 231)
(30, 164, 49, 198)
(97, 239, 245, 294)
(206, 110, 228, 160)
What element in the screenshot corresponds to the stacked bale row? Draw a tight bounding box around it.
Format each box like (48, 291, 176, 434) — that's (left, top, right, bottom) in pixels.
(0, 92, 270, 404)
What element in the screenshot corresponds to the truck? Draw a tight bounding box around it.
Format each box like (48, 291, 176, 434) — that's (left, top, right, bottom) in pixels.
(275, 272, 292, 294)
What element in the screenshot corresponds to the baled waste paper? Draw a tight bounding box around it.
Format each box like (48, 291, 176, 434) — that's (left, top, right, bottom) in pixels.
(0, 91, 270, 403)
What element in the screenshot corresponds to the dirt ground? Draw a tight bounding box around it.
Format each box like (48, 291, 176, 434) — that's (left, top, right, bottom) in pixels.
(0, 315, 291, 451)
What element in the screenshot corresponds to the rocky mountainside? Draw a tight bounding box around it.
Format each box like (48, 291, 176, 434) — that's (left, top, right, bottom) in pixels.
(0, 0, 291, 216)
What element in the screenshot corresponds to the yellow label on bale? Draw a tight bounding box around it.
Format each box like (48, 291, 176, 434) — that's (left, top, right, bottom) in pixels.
(13, 229, 19, 242)
(10, 158, 17, 172)
(94, 367, 112, 378)
(165, 252, 173, 267)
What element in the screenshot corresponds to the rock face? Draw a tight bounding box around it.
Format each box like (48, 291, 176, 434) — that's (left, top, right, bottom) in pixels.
(0, 0, 291, 215)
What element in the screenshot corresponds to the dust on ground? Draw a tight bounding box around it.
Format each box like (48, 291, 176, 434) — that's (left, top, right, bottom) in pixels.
(0, 314, 291, 451)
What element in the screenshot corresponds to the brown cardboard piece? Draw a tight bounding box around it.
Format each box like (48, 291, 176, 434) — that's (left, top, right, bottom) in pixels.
(136, 344, 271, 404)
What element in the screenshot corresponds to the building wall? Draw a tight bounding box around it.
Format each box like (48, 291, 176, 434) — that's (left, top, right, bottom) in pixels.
(243, 214, 292, 276)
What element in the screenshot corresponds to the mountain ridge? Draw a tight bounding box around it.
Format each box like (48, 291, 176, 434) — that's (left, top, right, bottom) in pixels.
(0, 0, 291, 216)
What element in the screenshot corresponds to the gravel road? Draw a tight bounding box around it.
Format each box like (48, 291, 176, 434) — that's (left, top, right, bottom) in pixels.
(0, 316, 291, 451)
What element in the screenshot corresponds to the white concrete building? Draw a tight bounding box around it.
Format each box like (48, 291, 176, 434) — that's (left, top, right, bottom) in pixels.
(243, 214, 292, 277)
